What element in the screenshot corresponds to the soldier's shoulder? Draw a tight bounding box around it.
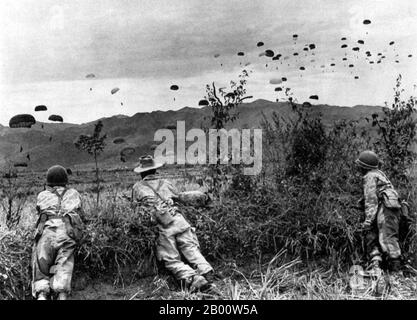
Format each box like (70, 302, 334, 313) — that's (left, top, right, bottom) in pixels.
(37, 189, 50, 199)
(66, 188, 81, 196)
(364, 170, 380, 180)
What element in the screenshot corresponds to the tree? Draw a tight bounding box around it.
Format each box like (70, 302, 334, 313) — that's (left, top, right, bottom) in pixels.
(205, 69, 252, 131)
(201, 70, 252, 194)
(74, 120, 107, 205)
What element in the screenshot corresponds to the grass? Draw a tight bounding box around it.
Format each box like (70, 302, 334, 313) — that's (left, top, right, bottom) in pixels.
(1, 163, 416, 300)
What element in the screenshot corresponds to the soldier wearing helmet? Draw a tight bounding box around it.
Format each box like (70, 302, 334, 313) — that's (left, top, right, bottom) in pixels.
(31, 165, 84, 300)
(355, 151, 402, 276)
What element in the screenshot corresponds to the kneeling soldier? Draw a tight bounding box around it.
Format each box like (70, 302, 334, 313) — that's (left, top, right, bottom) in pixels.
(355, 151, 403, 276)
(32, 165, 84, 300)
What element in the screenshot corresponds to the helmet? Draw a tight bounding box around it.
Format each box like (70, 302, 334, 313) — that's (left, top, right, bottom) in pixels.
(46, 165, 68, 187)
(355, 150, 379, 170)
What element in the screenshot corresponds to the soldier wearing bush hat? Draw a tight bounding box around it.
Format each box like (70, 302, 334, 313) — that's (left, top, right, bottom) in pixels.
(31, 165, 84, 300)
(355, 150, 403, 278)
(129, 155, 217, 292)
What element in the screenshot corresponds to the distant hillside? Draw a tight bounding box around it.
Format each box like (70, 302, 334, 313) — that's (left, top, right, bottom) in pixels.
(0, 100, 388, 170)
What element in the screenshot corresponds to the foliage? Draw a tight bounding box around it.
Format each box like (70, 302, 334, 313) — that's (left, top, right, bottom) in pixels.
(0, 165, 29, 229)
(371, 75, 417, 188)
(74, 121, 107, 205)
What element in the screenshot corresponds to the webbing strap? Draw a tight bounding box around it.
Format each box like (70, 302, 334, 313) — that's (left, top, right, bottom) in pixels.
(52, 188, 68, 215)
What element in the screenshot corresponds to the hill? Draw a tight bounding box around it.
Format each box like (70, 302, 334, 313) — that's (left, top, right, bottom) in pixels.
(0, 100, 386, 170)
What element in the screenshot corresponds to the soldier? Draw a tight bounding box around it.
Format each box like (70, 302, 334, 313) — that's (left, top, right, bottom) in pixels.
(355, 151, 403, 276)
(32, 165, 84, 300)
(129, 155, 216, 292)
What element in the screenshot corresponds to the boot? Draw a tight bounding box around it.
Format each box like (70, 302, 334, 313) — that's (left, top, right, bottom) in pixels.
(202, 270, 222, 283)
(368, 259, 383, 278)
(57, 292, 68, 300)
(190, 275, 209, 292)
(37, 292, 48, 300)
(389, 259, 402, 273)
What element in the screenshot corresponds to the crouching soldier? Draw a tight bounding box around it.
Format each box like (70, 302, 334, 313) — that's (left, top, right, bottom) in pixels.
(32, 165, 84, 300)
(129, 155, 216, 292)
(355, 151, 403, 276)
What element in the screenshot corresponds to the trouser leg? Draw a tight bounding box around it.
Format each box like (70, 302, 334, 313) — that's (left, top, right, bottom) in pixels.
(31, 230, 56, 298)
(176, 228, 213, 275)
(50, 238, 75, 294)
(365, 222, 382, 264)
(156, 230, 196, 280)
(378, 207, 401, 260)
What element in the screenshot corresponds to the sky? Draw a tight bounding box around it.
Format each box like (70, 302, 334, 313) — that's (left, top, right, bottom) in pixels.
(1, 0, 416, 125)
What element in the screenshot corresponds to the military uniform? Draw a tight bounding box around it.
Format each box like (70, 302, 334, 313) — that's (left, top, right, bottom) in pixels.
(32, 186, 83, 298)
(362, 169, 402, 265)
(132, 174, 213, 281)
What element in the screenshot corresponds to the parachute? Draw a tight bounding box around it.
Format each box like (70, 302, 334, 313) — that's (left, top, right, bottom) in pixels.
(13, 162, 28, 168)
(349, 64, 354, 68)
(86, 73, 95, 79)
(265, 50, 274, 57)
(309, 95, 319, 100)
(389, 41, 395, 45)
(35, 105, 47, 112)
(358, 40, 364, 45)
(269, 78, 282, 85)
(111, 87, 120, 95)
(292, 34, 298, 39)
(330, 63, 336, 66)
(293, 52, 299, 56)
(48, 115, 63, 122)
(120, 147, 135, 157)
(342, 57, 347, 61)
(341, 37, 347, 41)
(9, 114, 36, 128)
(237, 52, 245, 56)
(352, 47, 360, 51)
(198, 99, 209, 106)
(170, 85, 179, 91)
(113, 138, 126, 144)
(281, 77, 287, 82)
(354, 76, 359, 79)
(299, 67, 305, 71)
(275, 87, 282, 92)
(257, 41, 264, 47)
(409, 54, 413, 58)
(309, 44, 316, 50)
(363, 19, 371, 25)
(341, 44, 348, 48)
(303, 47, 309, 52)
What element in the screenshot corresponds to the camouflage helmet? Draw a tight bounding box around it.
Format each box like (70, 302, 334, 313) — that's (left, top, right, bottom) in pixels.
(355, 150, 379, 170)
(46, 165, 68, 187)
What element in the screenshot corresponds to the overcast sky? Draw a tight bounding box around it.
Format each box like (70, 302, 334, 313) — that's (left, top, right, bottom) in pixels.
(1, 0, 416, 125)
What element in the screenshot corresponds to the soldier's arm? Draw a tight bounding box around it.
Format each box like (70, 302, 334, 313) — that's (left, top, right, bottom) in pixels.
(364, 174, 378, 225)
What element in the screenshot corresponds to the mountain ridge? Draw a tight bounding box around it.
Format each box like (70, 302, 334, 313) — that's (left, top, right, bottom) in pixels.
(0, 99, 386, 170)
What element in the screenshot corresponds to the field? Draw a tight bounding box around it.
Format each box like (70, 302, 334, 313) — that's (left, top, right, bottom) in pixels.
(1, 160, 417, 300)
